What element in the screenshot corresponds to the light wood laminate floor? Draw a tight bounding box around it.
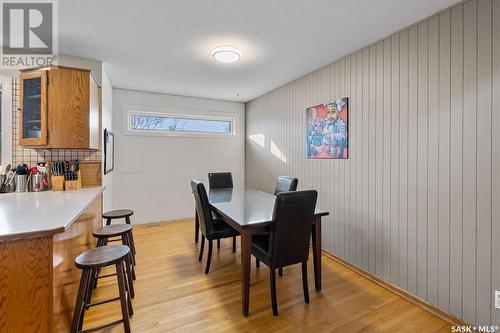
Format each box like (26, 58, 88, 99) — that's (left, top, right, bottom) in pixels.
(83, 220, 453, 332)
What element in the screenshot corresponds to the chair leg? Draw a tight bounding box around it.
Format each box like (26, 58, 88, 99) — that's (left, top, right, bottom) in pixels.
(195, 210, 199, 243)
(302, 261, 310, 304)
(270, 268, 278, 316)
(198, 235, 205, 262)
(125, 216, 137, 255)
(279, 267, 283, 276)
(217, 239, 220, 249)
(205, 240, 213, 274)
(232, 236, 236, 252)
(84, 268, 95, 306)
(70, 269, 91, 333)
(124, 257, 135, 299)
(256, 258, 260, 268)
(116, 263, 131, 333)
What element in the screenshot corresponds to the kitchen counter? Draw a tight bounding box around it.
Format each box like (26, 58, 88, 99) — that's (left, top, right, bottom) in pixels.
(0, 187, 104, 332)
(0, 187, 104, 241)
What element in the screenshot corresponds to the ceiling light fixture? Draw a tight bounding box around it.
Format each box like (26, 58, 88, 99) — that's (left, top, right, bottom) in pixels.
(212, 46, 241, 63)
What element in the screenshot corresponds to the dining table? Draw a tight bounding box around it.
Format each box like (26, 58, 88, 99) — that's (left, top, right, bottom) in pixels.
(195, 187, 329, 317)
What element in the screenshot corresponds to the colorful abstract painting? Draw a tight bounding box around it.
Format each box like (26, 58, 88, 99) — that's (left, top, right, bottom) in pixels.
(306, 98, 348, 159)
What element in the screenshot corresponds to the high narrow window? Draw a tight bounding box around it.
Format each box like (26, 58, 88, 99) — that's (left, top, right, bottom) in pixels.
(127, 111, 235, 136)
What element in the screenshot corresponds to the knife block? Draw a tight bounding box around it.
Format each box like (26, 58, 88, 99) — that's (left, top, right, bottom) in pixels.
(51, 176, 65, 191)
(64, 171, 81, 191)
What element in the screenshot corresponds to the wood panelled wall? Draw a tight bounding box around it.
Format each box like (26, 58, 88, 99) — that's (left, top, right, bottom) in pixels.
(245, 0, 500, 326)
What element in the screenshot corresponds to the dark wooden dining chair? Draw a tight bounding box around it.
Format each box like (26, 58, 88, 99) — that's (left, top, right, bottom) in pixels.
(208, 172, 234, 189)
(252, 190, 317, 316)
(207, 172, 237, 251)
(269, 175, 298, 277)
(273, 176, 298, 195)
(191, 179, 240, 274)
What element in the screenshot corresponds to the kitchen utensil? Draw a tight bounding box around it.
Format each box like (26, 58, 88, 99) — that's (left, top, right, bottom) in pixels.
(16, 164, 29, 175)
(29, 173, 48, 192)
(15, 174, 28, 192)
(3, 164, 11, 175)
(1, 170, 16, 193)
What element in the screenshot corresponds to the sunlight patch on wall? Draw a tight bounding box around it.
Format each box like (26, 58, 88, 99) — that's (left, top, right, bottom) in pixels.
(249, 133, 265, 148)
(271, 140, 286, 163)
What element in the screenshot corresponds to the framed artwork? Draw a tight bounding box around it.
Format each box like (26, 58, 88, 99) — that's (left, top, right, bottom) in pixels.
(306, 98, 348, 159)
(104, 128, 114, 174)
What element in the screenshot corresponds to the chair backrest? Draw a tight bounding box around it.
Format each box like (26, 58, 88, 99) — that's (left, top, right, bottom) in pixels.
(274, 176, 298, 195)
(208, 172, 233, 189)
(269, 190, 317, 268)
(191, 180, 214, 236)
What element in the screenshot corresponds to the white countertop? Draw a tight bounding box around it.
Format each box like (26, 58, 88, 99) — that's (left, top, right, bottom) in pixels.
(0, 187, 104, 241)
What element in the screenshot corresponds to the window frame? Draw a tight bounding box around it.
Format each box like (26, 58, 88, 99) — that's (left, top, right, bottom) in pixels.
(122, 105, 237, 138)
(0, 76, 12, 171)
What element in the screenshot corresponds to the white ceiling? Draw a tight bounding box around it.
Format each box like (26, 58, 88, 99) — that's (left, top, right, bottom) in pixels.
(60, 0, 460, 102)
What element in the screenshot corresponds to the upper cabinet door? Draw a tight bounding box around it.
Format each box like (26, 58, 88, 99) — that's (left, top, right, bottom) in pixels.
(19, 70, 48, 146)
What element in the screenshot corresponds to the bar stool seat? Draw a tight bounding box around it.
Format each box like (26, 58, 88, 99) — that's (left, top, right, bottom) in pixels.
(71, 245, 133, 333)
(103, 209, 134, 220)
(75, 245, 129, 269)
(94, 224, 133, 238)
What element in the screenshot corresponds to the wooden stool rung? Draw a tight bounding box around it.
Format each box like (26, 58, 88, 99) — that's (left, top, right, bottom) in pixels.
(80, 319, 124, 333)
(85, 296, 121, 309)
(96, 272, 117, 279)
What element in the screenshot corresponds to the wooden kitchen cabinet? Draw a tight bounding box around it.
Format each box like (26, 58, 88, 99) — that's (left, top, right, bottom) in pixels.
(19, 66, 100, 149)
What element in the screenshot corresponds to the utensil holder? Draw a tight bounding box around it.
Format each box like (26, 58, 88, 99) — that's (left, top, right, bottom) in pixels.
(64, 171, 81, 191)
(51, 176, 65, 191)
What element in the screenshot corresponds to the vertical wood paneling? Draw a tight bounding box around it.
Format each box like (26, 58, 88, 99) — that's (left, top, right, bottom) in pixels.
(427, 15, 439, 307)
(476, 0, 492, 325)
(390, 34, 400, 285)
(339, 59, 346, 260)
(349, 53, 357, 265)
(369, 44, 377, 274)
(438, 10, 451, 313)
(245, 0, 499, 325)
(399, 30, 409, 290)
(382, 37, 392, 281)
(407, 25, 418, 295)
(356, 50, 364, 267)
(492, 0, 500, 327)
(375, 40, 384, 277)
(416, 20, 429, 300)
(449, 4, 464, 318)
(362, 47, 370, 270)
(462, 0, 477, 324)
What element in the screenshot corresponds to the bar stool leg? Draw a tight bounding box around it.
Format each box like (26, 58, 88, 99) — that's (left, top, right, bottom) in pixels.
(126, 232, 136, 267)
(122, 233, 136, 280)
(125, 216, 136, 255)
(106, 218, 112, 226)
(84, 268, 96, 306)
(116, 262, 131, 333)
(71, 269, 91, 333)
(124, 256, 135, 298)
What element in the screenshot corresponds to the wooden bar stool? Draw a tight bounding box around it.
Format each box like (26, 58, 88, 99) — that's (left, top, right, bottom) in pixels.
(103, 209, 136, 256)
(71, 245, 133, 333)
(93, 224, 136, 297)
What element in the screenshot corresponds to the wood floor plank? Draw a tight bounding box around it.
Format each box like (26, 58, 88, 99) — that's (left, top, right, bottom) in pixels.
(83, 220, 454, 332)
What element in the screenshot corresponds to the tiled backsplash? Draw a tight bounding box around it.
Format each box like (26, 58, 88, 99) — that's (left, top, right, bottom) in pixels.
(11, 79, 101, 166)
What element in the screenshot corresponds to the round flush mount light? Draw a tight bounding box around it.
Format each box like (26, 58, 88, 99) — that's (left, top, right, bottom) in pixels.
(212, 46, 241, 63)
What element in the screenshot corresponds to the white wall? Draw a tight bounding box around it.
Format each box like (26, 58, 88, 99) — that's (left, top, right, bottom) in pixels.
(112, 89, 245, 224)
(101, 66, 113, 212)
